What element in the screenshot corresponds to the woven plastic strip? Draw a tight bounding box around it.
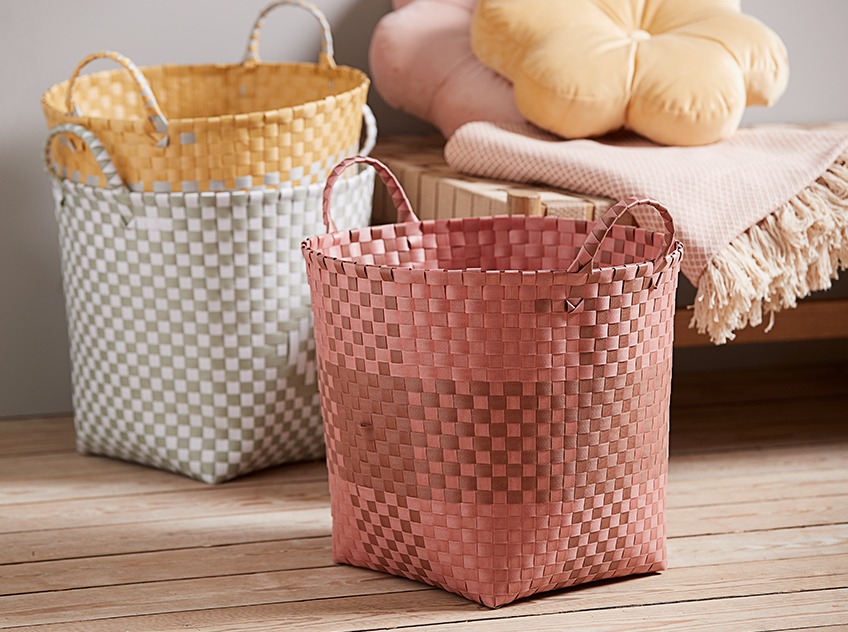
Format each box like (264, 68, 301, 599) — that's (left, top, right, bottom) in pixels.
(323, 156, 416, 232)
(568, 196, 677, 276)
(245, 0, 336, 68)
(44, 123, 135, 226)
(41, 0, 371, 192)
(65, 51, 168, 143)
(45, 125, 375, 484)
(359, 103, 378, 161)
(45, 123, 126, 191)
(303, 158, 683, 607)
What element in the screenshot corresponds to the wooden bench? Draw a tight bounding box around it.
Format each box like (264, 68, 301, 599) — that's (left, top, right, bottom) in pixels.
(372, 136, 848, 347)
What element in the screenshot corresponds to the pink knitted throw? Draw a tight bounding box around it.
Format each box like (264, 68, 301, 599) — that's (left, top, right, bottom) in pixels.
(446, 122, 848, 343)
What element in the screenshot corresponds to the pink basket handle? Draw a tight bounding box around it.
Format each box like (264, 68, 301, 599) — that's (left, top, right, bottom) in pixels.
(567, 196, 677, 276)
(323, 156, 418, 233)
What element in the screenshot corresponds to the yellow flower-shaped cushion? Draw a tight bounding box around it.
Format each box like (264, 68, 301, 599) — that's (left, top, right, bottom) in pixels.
(471, 0, 789, 145)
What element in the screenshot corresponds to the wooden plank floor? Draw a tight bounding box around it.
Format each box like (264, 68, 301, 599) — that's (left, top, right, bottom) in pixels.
(1, 363, 846, 631)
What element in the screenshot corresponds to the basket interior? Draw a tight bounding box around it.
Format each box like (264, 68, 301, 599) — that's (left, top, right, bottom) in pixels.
(315, 215, 667, 273)
(42, 62, 367, 120)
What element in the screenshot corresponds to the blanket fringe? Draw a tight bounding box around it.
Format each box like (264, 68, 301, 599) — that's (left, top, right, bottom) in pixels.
(692, 155, 848, 344)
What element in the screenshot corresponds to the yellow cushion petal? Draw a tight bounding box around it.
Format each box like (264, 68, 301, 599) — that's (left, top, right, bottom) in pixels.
(630, 35, 746, 145)
(643, 0, 741, 31)
(472, 0, 788, 145)
(668, 11, 789, 106)
(520, 29, 634, 138)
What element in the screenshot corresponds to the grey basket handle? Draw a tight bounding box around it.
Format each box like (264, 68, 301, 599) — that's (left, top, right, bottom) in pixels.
(359, 105, 377, 157)
(244, 0, 336, 68)
(44, 124, 133, 225)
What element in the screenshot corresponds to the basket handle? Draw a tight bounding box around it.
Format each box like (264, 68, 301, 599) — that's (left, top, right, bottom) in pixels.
(567, 196, 677, 276)
(64, 51, 169, 146)
(44, 124, 126, 190)
(323, 156, 417, 233)
(244, 0, 336, 69)
(44, 124, 134, 225)
(359, 104, 378, 157)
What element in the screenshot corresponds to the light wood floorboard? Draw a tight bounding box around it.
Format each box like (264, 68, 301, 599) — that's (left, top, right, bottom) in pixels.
(1, 363, 846, 630)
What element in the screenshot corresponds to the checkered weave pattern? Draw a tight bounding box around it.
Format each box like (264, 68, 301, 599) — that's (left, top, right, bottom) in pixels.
(445, 121, 848, 283)
(42, 1, 371, 192)
(303, 157, 683, 607)
(46, 124, 374, 483)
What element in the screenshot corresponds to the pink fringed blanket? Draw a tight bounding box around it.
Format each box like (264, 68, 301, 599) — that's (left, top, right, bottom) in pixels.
(445, 122, 848, 343)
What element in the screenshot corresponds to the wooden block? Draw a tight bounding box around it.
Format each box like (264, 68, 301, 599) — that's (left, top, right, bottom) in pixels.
(372, 136, 846, 349)
(506, 191, 544, 216)
(372, 137, 609, 221)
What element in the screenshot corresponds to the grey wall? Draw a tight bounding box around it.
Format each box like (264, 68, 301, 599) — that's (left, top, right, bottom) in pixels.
(741, 0, 848, 126)
(0, 0, 846, 417)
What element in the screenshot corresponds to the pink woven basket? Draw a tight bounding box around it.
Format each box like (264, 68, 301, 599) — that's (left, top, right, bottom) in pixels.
(303, 156, 684, 607)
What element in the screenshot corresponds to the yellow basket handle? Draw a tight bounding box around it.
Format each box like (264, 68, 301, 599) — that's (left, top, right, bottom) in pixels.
(65, 51, 169, 147)
(243, 0, 336, 68)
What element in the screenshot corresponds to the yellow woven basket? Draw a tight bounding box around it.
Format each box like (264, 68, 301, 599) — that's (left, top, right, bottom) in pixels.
(41, 0, 373, 192)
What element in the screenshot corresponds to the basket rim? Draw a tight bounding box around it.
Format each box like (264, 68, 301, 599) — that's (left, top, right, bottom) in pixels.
(49, 160, 375, 203)
(302, 213, 684, 280)
(41, 61, 370, 125)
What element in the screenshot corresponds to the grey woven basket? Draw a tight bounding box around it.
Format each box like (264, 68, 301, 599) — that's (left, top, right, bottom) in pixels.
(45, 123, 375, 483)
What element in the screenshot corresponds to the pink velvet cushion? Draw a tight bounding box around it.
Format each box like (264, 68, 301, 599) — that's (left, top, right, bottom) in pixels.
(369, 0, 523, 137)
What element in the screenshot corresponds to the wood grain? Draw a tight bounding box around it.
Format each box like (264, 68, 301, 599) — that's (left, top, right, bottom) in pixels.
(674, 298, 848, 347)
(1, 364, 846, 630)
(0, 417, 75, 457)
(6, 560, 845, 630)
(0, 507, 333, 565)
(4, 524, 846, 597)
(372, 137, 610, 225)
(0, 454, 326, 506)
(0, 479, 330, 534)
(670, 363, 848, 408)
